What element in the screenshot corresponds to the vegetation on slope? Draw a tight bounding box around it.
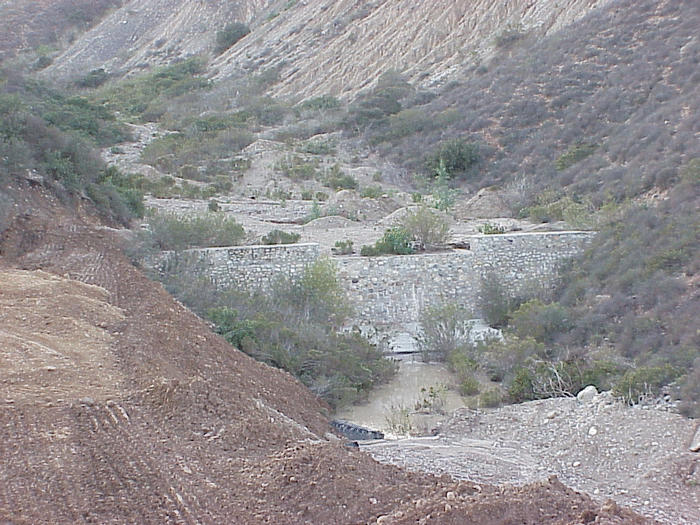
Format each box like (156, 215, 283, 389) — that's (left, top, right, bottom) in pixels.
(0, 67, 142, 225)
(157, 255, 396, 408)
(372, 0, 699, 416)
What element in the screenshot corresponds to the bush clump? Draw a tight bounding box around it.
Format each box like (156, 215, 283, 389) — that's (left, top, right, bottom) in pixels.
(261, 229, 301, 245)
(400, 206, 450, 250)
(425, 138, 480, 179)
(613, 365, 680, 404)
(145, 211, 245, 250)
(361, 227, 414, 256)
(417, 301, 474, 362)
(215, 23, 250, 54)
(332, 239, 354, 255)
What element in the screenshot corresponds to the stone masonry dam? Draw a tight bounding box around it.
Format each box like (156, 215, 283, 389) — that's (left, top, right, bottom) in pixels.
(160, 231, 595, 329)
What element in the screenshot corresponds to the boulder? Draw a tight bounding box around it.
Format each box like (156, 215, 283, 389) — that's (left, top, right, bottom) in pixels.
(690, 424, 700, 453)
(576, 385, 598, 404)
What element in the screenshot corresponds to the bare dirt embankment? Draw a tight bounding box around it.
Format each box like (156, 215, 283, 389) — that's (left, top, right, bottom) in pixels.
(0, 178, 653, 523)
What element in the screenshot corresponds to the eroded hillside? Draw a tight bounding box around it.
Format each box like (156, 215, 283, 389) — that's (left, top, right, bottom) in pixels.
(43, 0, 610, 100)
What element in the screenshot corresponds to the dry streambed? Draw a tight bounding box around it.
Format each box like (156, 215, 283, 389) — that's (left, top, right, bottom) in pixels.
(363, 393, 700, 524)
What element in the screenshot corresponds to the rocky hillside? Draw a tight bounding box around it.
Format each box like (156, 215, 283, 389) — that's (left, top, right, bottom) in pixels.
(213, 0, 611, 100)
(43, 0, 609, 99)
(41, 0, 271, 80)
(0, 0, 123, 60)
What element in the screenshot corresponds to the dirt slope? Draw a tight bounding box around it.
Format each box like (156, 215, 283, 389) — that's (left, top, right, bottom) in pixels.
(0, 178, 652, 523)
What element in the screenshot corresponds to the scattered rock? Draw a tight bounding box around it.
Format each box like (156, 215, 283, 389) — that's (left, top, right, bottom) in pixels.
(588, 426, 598, 437)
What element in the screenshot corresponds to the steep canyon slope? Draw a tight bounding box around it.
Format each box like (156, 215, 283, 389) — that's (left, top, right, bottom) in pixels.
(44, 0, 610, 100)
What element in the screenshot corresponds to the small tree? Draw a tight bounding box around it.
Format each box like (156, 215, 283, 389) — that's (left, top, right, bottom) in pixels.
(417, 302, 474, 362)
(480, 273, 515, 327)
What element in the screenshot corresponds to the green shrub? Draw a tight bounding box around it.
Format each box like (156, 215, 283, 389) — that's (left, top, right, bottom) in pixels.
(508, 367, 536, 403)
(298, 140, 336, 155)
(361, 226, 414, 256)
(300, 95, 341, 112)
(479, 388, 503, 407)
(458, 374, 480, 396)
(400, 206, 449, 250)
(425, 139, 480, 179)
(509, 299, 570, 344)
(480, 273, 518, 328)
(146, 211, 245, 250)
(275, 155, 318, 180)
(208, 199, 220, 212)
(324, 164, 358, 190)
(333, 239, 354, 255)
(524, 194, 593, 226)
(261, 229, 301, 245)
(76, 68, 109, 88)
(215, 22, 250, 54)
(360, 185, 384, 198)
(613, 365, 680, 404)
(555, 143, 597, 171)
(478, 223, 506, 235)
(482, 336, 545, 383)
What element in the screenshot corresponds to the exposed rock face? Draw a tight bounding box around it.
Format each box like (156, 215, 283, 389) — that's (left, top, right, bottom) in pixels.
(45, 0, 611, 100)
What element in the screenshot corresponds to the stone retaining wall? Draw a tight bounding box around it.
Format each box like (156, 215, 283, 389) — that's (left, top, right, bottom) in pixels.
(336, 231, 594, 327)
(158, 243, 320, 290)
(160, 232, 594, 328)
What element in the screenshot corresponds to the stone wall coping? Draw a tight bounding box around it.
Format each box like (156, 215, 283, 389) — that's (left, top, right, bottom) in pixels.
(168, 242, 321, 255)
(466, 230, 594, 238)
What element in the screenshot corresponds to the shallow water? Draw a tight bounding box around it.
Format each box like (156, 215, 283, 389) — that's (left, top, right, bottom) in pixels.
(335, 355, 465, 437)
